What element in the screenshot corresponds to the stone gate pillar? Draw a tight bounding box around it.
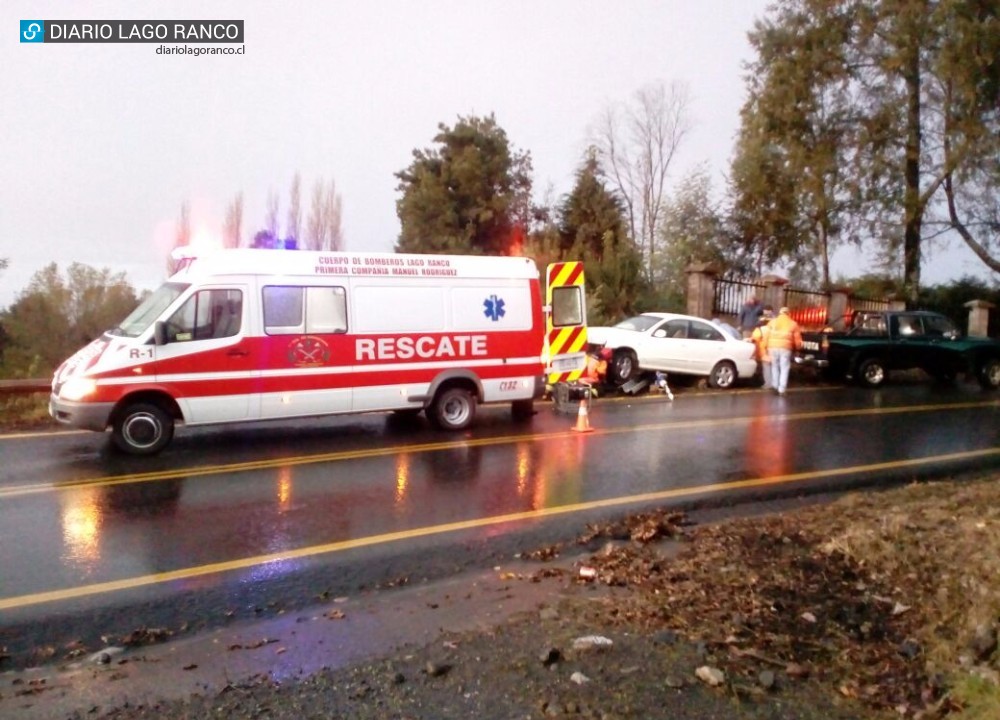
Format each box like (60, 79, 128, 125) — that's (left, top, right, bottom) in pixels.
(760, 275, 787, 313)
(685, 263, 718, 318)
(964, 299, 995, 337)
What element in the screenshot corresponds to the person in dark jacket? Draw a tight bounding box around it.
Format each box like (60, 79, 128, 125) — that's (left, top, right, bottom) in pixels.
(738, 295, 763, 338)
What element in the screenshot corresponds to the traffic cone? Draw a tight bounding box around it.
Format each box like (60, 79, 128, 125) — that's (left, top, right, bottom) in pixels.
(571, 398, 594, 433)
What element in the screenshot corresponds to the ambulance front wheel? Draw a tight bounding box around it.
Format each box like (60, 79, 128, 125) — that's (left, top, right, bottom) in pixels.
(428, 387, 477, 431)
(111, 402, 174, 455)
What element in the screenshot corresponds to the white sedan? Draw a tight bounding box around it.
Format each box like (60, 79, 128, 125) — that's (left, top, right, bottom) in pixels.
(587, 312, 758, 389)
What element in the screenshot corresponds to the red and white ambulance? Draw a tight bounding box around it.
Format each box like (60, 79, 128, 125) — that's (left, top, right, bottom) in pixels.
(49, 248, 587, 455)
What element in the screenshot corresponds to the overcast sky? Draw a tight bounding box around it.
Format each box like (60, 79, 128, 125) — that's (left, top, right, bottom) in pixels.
(2, 0, 994, 310)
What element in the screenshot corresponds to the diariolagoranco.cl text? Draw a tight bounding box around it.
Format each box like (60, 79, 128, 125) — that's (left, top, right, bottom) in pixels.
(156, 45, 246, 57)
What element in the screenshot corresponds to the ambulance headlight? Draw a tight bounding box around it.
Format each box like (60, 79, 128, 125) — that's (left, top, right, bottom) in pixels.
(60, 378, 98, 401)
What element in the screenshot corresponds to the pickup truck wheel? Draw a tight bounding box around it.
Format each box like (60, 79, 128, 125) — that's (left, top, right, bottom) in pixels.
(856, 357, 887, 388)
(112, 402, 174, 455)
(979, 358, 1000, 390)
(428, 387, 477, 430)
(708, 361, 737, 389)
(609, 350, 638, 385)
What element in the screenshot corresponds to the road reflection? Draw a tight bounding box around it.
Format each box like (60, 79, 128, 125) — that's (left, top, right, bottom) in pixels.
(59, 479, 184, 577)
(743, 401, 792, 479)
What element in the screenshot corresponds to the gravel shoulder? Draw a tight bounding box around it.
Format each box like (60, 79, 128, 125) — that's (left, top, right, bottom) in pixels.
(4, 472, 998, 720)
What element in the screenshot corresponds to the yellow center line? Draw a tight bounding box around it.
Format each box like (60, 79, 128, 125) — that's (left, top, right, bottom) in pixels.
(1, 399, 998, 499)
(2, 445, 997, 611)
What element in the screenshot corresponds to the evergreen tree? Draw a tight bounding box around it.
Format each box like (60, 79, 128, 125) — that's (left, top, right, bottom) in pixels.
(559, 151, 647, 324)
(657, 168, 734, 310)
(395, 114, 532, 255)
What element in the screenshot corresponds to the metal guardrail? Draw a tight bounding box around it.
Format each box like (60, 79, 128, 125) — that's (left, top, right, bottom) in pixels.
(0, 379, 50, 396)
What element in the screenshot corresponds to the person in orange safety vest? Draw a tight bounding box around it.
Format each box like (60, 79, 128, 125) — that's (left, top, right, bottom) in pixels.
(764, 306, 803, 395)
(582, 347, 611, 390)
(750, 305, 774, 389)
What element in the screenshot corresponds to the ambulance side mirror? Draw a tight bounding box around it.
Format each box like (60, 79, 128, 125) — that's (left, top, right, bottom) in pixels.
(153, 321, 168, 346)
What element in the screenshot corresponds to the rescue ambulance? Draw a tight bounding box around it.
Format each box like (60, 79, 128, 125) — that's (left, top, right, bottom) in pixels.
(49, 248, 587, 455)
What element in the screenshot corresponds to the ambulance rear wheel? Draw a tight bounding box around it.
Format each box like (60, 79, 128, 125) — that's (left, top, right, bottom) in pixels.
(112, 402, 174, 455)
(428, 387, 476, 431)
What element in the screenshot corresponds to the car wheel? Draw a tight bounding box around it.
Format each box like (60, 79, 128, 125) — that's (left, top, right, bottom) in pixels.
(609, 350, 638, 385)
(978, 358, 1000, 390)
(428, 387, 477, 430)
(112, 402, 174, 455)
(856, 357, 887, 388)
(708, 361, 737, 389)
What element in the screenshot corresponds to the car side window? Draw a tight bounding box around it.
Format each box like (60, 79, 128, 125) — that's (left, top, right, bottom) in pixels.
(924, 315, 956, 338)
(895, 315, 923, 337)
(661, 319, 688, 338)
(690, 320, 724, 342)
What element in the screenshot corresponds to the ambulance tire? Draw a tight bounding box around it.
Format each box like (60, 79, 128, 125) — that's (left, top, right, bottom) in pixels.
(111, 402, 174, 456)
(428, 387, 477, 431)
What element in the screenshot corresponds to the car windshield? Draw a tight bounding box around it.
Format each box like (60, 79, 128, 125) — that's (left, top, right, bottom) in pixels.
(108, 282, 189, 338)
(613, 315, 663, 332)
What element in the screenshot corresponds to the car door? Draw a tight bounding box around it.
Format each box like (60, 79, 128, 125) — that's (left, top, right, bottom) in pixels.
(684, 319, 730, 374)
(920, 313, 963, 377)
(643, 318, 691, 372)
(889, 313, 931, 371)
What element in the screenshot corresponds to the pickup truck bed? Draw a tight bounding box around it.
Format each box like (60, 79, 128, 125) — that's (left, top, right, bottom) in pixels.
(798, 310, 1000, 389)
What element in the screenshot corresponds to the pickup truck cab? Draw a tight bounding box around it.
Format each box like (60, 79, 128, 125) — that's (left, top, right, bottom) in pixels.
(798, 310, 1000, 389)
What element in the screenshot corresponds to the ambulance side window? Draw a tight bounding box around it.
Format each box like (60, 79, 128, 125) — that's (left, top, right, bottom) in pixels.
(263, 287, 304, 333)
(264, 286, 347, 335)
(166, 289, 243, 342)
(306, 287, 347, 333)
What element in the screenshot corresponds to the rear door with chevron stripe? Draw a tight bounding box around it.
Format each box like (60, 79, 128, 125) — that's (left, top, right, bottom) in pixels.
(545, 261, 588, 384)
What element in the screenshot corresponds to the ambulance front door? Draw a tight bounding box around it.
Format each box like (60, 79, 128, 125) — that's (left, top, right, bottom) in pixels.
(153, 285, 256, 423)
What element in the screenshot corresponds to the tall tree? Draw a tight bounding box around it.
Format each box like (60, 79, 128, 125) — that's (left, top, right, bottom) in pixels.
(592, 81, 691, 282)
(304, 178, 344, 251)
(657, 167, 734, 309)
(558, 150, 646, 323)
(733, 0, 1000, 300)
(936, 0, 1000, 274)
(322, 179, 343, 251)
(395, 114, 533, 255)
(265, 190, 280, 241)
(0, 263, 138, 376)
(731, 0, 859, 286)
(286, 173, 302, 245)
(223, 192, 244, 249)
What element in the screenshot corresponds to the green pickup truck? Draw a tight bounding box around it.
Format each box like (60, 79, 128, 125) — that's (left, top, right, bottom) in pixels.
(798, 310, 1000, 389)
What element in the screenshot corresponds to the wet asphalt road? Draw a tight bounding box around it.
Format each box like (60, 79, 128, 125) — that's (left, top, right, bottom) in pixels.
(1, 380, 998, 667)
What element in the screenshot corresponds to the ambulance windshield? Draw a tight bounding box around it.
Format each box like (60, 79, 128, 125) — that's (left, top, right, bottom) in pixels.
(110, 282, 189, 338)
